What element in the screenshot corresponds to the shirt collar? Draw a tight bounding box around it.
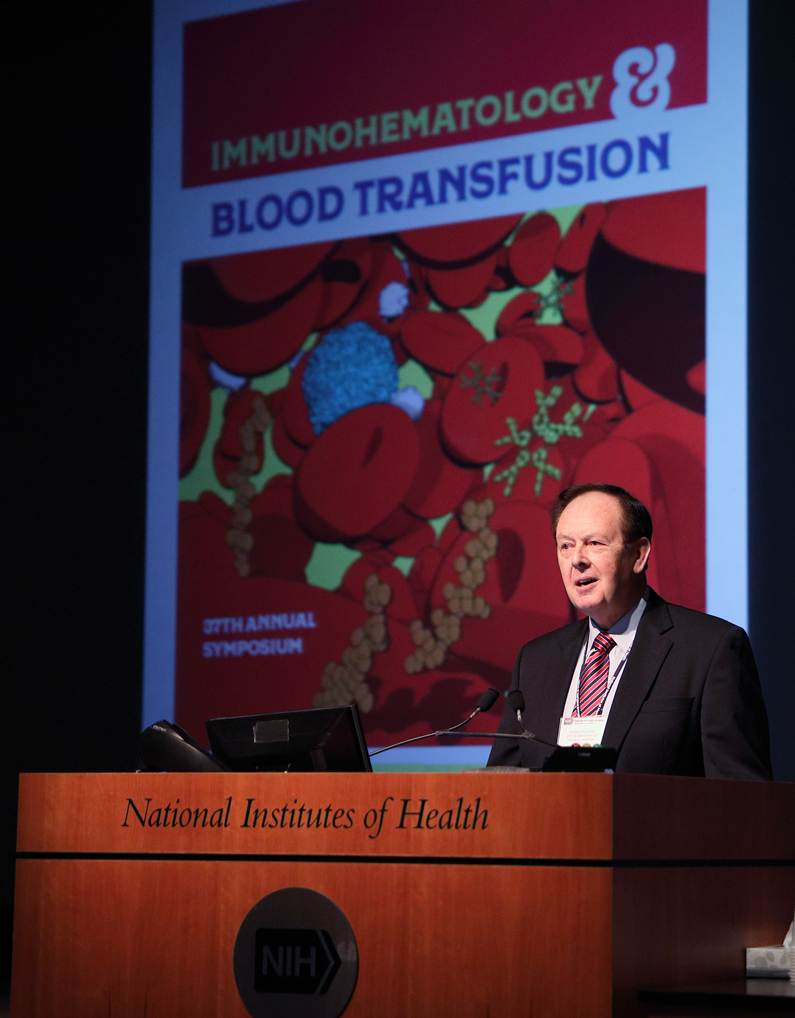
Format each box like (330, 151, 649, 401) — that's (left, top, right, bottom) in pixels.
(587, 588, 649, 654)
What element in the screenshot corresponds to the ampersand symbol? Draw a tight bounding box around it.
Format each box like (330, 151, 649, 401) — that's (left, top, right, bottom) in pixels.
(610, 44, 676, 118)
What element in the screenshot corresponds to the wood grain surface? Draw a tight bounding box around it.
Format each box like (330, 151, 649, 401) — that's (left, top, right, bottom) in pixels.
(11, 773, 795, 1017)
(16, 772, 795, 860)
(12, 857, 614, 1018)
(16, 771, 615, 860)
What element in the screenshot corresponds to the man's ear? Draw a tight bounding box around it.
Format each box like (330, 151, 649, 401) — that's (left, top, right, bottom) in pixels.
(633, 538, 651, 574)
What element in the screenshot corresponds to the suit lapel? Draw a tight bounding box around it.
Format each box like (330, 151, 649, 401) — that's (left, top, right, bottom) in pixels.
(603, 591, 674, 751)
(532, 620, 588, 742)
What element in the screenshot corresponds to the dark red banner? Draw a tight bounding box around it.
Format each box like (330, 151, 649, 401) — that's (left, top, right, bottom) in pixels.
(182, 0, 707, 188)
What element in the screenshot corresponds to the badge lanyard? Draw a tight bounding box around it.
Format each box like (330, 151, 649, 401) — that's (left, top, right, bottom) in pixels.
(558, 640, 633, 747)
(573, 644, 631, 718)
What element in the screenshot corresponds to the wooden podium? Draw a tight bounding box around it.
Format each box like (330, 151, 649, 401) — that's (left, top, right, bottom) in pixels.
(11, 772, 795, 1018)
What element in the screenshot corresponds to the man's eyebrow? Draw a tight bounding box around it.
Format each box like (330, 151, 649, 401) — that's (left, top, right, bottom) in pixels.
(556, 530, 609, 543)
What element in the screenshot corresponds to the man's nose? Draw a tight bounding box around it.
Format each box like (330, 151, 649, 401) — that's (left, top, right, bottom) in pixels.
(572, 542, 590, 567)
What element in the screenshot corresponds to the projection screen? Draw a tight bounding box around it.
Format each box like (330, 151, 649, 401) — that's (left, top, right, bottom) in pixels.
(146, 0, 749, 767)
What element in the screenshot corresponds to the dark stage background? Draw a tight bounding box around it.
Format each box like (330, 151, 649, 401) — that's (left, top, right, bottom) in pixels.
(4, 0, 794, 982)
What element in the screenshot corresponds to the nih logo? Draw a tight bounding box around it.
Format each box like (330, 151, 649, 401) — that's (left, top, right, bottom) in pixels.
(254, 927, 341, 995)
(234, 887, 358, 1018)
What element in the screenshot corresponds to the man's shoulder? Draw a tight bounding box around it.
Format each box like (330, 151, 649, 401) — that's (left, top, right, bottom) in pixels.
(520, 617, 586, 653)
(644, 591, 748, 638)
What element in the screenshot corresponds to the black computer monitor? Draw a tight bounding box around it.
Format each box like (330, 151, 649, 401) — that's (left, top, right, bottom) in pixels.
(205, 704, 372, 772)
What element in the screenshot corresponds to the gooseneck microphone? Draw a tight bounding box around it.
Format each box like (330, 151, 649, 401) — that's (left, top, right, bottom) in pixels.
(370, 687, 501, 757)
(507, 689, 527, 731)
(449, 686, 500, 733)
(504, 688, 559, 748)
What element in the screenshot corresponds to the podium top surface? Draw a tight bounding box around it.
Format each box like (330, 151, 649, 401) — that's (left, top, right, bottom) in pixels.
(16, 772, 795, 863)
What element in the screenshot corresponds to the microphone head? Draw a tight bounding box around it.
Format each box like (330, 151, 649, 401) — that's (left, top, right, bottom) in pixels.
(507, 689, 526, 714)
(477, 687, 500, 713)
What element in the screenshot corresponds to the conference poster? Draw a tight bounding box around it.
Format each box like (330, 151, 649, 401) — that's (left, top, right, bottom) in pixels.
(147, 0, 748, 759)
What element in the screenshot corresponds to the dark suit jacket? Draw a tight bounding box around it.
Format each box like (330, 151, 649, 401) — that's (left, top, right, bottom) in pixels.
(487, 590, 772, 778)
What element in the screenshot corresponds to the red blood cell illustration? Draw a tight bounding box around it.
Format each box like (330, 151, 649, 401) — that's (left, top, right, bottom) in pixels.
(555, 203, 606, 275)
(267, 386, 286, 418)
(473, 375, 615, 507)
(407, 545, 444, 618)
(496, 290, 544, 335)
(572, 435, 665, 594)
(175, 204, 709, 754)
(686, 359, 706, 397)
(390, 336, 409, 367)
(246, 477, 315, 582)
(247, 513, 314, 582)
(364, 504, 425, 546)
(179, 498, 231, 573)
(619, 370, 662, 412)
(212, 446, 238, 492)
(216, 388, 265, 460)
(338, 242, 417, 337)
(247, 472, 292, 511)
(364, 666, 496, 745)
(436, 514, 464, 557)
(511, 324, 584, 373)
(270, 415, 306, 470)
(400, 311, 484, 377)
(424, 254, 497, 309)
(198, 274, 324, 376)
(450, 606, 567, 678)
(394, 215, 521, 267)
(431, 500, 568, 619)
(351, 535, 389, 554)
(207, 241, 335, 303)
(422, 500, 571, 677)
(572, 330, 621, 404)
(477, 442, 567, 506)
(281, 355, 316, 446)
(578, 437, 659, 512)
(182, 319, 205, 358)
(402, 399, 479, 518)
(586, 188, 705, 413)
(507, 212, 560, 287)
(313, 237, 373, 331)
(337, 556, 389, 602)
(294, 403, 420, 542)
(487, 246, 512, 292)
(389, 520, 437, 559)
(213, 388, 266, 488)
(180, 342, 211, 477)
(573, 399, 705, 610)
(197, 489, 233, 524)
(339, 560, 416, 623)
(440, 336, 545, 464)
(602, 188, 705, 274)
(429, 375, 453, 401)
(558, 271, 591, 334)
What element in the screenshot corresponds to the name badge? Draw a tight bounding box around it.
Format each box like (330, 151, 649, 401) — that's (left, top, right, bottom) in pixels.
(557, 715, 608, 747)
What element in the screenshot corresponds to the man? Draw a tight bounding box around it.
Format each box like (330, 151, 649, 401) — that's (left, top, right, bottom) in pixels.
(487, 483, 772, 778)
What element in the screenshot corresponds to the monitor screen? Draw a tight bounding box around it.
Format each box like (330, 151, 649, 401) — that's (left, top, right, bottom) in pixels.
(206, 704, 372, 772)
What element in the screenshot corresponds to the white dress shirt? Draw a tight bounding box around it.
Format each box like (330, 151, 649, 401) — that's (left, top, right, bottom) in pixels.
(562, 589, 649, 720)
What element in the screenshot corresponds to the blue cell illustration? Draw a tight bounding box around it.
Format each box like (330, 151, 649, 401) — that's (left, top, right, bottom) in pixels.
(301, 322, 399, 434)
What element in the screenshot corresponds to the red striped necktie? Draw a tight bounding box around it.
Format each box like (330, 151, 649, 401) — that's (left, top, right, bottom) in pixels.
(575, 632, 616, 716)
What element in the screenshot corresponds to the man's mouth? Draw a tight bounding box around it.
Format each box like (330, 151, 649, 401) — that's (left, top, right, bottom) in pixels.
(575, 578, 596, 588)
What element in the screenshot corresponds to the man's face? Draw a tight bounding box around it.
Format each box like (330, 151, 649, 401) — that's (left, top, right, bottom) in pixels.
(555, 492, 650, 629)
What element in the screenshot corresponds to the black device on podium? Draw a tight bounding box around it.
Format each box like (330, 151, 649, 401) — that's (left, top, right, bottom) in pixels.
(206, 704, 372, 772)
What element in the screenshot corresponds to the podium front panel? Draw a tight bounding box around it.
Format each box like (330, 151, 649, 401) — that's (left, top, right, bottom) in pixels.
(12, 773, 795, 1018)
